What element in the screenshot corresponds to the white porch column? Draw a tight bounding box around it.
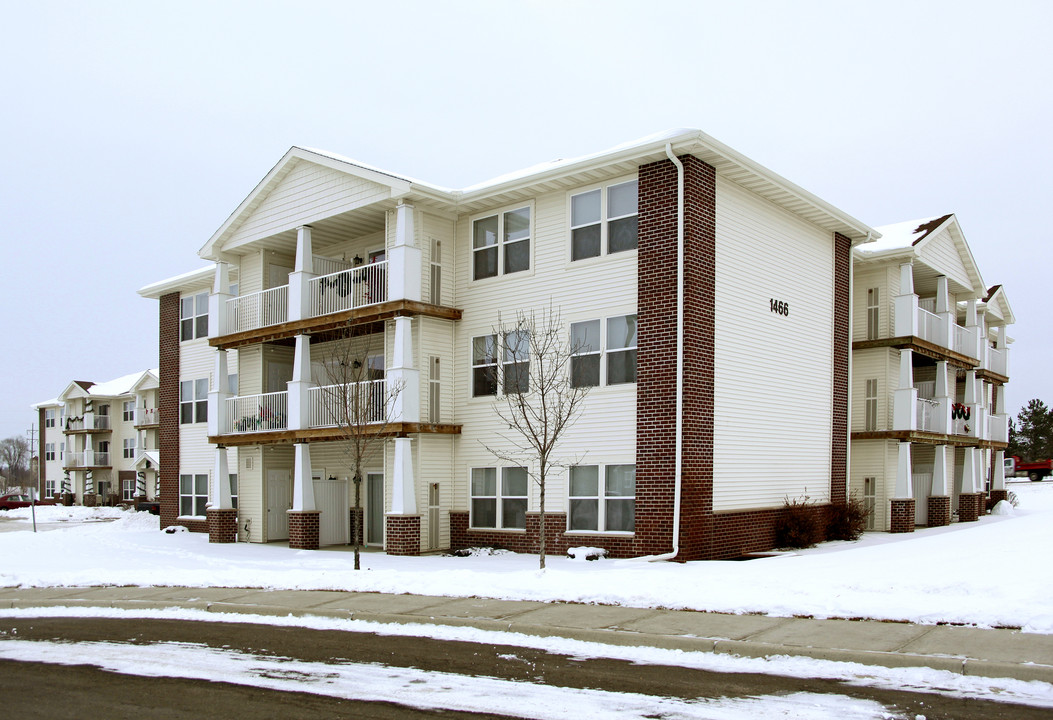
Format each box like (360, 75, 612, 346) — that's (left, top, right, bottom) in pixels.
(893, 263, 918, 337)
(287, 335, 312, 431)
(388, 202, 422, 302)
(964, 370, 981, 438)
(213, 446, 232, 509)
(935, 276, 954, 350)
(997, 325, 1010, 376)
(931, 444, 949, 496)
(208, 262, 232, 338)
(288, 225, 315, 322)
(893, 349, 917, 431)
(992, 449, 1006, 491)
(895, 441, 913, 499)
(387, 316, 420, 422)
(389, 437, 417, 514)
(934, 361, 952, 434)
(965, 299, 982, 361)
(290, 443, 315, 512)
(208, 349, 229, 436)
(961, 447, 979, 494)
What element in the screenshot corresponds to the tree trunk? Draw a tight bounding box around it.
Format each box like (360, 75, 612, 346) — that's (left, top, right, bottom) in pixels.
(538, 470, 546, 570)
(353, 472, 362, 570)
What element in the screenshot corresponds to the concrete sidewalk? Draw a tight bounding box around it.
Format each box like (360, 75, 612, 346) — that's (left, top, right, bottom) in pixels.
(1, 585, 1050, 684)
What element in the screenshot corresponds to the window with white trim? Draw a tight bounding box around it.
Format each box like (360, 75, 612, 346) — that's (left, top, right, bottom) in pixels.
(570, 314, 637, 387)
(123, 400, 135, 422)
(44, 478, 56, 497)
(570, 179, 638, 260)
(180, 291, 209, 341)
(472, 206, 531, 280)
(470, 467, 528, 529)
(568, 464, 635, 532)
(44, 443, 55, 461)
(122, 477, 136, 501)
(123, 437, 136, 459)
(180, 379, 208, 424)
(179, 473, 208, 517)
(864, 379, 878, 432)
(472, 333, 530, 397)
(503, 330, 530, 395)
(866, 288, 880, 340)
(472, 334, 498, 397)
(229, 473, 238, 510)
(44, 408, 56, 428)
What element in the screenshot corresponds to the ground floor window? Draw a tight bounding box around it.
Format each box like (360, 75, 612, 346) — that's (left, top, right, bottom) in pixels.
(569, 464, 635, 532)
(122, 477, 136, 501)
(44, 479, 56, 497)
(230, 473, 238, 509)
(179, 473, 208, 517)
(470, 466, 528, 529)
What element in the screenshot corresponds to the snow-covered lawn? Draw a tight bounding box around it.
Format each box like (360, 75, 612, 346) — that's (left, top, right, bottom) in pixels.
(2, 482, 1051, 633)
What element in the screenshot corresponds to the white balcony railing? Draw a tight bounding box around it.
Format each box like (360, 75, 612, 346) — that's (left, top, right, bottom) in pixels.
(313, 255, 353, 277)
(224, 285, 289, 334)
(64, 415, 110, 432)
(989, 414, 1009, 443)
(225, 392, 289, 434)
(986, 347, 1007, 376)
(134, 407, 159, 426)
(308, 261, 388, 318)
(64, 451, 111, 467)
(916, 397, 941, 433)
(953, 324, 976, 359)
(916, 307, 943, 346)
(915, 380, 936, 400)
(308, 380, 388, 428)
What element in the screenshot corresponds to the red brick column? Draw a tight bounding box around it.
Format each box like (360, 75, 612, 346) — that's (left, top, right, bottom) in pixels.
(385, 515, 421, 556)
(989, 489, 1009, 506)
(831, 234, 852, 504)
(450, 511, 468, 550)
(207, 508, 238, 543)
(158, 292, 181, 531)
(83, 494, 97, 508)
(889, 499, 915, 533)
(957, 493, 982, 522)
(288, 511, 320, 550)
(926, 495, 951, 527)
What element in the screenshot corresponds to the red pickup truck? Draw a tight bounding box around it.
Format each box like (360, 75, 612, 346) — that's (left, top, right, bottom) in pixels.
(0, 493, 58, 511)
(1005, 457, 1053, 482)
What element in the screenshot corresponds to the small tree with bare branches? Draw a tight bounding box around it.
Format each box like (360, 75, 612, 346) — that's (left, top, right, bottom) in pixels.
(316, 324, 404, 569)
(485, 307, 593, 569)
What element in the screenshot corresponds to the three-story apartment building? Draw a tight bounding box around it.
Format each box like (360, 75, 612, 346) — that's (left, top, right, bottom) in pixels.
(141, 129, 877, 560)
(851, 214, 1014, 532)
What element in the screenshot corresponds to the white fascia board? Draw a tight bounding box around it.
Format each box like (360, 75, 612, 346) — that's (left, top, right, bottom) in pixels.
(30, 398, 61, 410)
(138, 265, 217, 299)
(916, 217, 986, 298)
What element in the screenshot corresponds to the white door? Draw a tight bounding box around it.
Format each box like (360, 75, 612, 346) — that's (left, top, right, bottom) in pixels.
(366, 473, 384, 546)
(912, 471, 931, 526)
(313, 477, 349, 547)
(267, 469, 291, 540)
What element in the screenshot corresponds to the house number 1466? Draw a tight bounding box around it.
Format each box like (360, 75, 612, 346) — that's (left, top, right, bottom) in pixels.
(770, 298, 789, 316)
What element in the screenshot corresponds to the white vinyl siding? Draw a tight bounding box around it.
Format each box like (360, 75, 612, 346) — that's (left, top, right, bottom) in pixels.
(919, 227, 973, 292)
(850, 348, 892, 432)
(712, 176, 834, 511)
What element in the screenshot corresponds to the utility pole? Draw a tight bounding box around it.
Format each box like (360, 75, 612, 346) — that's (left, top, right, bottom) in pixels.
(26, 423, 38, 533)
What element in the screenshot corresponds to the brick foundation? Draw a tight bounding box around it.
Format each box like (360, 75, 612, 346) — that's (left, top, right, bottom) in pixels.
(158, 292, 183, 531)
(207, 508, 238, 543)
(957, 493, 982, 523)
(385, 515, 421, 556)
(889, 498, 915, 533)
(288, 511, 320, 550)
(450, 512, 637, 558)
(83, 494, 97, 508)
(989, 489, 1009, 506)
(926, 495, 951, 527)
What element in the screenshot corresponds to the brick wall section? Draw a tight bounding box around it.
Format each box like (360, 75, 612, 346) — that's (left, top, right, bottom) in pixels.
(889, 498, 916, 533)
(37, 407, 46, 497)
(158, 292, 182, 531)
(385, 515, 421, 556)
(207, 508, 238, 543)
(831, 233, 851, 504)
(289, 511, 320, 550)
(449, 512, 637, 557)
(989, 489, 1009, 506)
(957, 492, 982, 522)
(927, 495, 951, 527)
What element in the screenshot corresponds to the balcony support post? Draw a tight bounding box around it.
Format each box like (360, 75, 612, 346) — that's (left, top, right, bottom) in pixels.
(389, 437, 416, 514)
(289, 226, 315, 322)
(288, 335, 312, 431)
(893, 263, 918, 337)
(208, 262, 232, 337)
(997, 325, 1010, 376)
(992, 449, 1006, 491)
(291, 442, 316, 512)
(388, 201, 422, 302)
(961, 447, 979, 494)
(931, 444, 949, 496)
(212, 445, 233, 510)
(934, 361, 951, 434)
(388, 316, 420, 423)
(894, 441, 913, 499)
(964, 369, 981, 438)
(208, 349, 229, 436)
(935, 276, 954, 349)
(893, 349, 917, 431)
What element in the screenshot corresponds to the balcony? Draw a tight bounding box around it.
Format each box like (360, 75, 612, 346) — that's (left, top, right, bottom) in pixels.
(224, 284, 289, 335)
(134, 407, 160, 427)
(308, 262, 387, 318)
(63, 451, 111, 468)
(223, 380, 390, 435)
(63, 416, 111, 433)
(225, 391, 289, 434)
(983, 346, 1008, 378)
(916, 397, 941, 433)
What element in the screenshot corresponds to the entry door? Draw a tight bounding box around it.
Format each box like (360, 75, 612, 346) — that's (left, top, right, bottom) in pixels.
(267, 469, 292, 540)
(313, 476, 349, 547)
(366, 473, 384, 546)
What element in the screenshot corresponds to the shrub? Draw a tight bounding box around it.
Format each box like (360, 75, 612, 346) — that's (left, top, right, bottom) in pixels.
(775, 496, 825, 549)
(826, 496, 870, 541)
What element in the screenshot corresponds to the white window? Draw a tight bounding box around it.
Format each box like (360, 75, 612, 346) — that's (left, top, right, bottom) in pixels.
(472, 206, 531, 280)
(570, 179, 639, 261)
(229, 473, 238, 510)
(569, 464, 635, 532)
(863, 476, 876, 530)
(570, 314, 637, 387)
(180, 379, 208, 424)
(179, 473, 208, 517)
(44, 443, 55, 461)
(864, 379, 878, 432)
(44, 408, 56, 428)
(867, 288, 880, 340)
(472, 333, 530, 397)
(228, 373, 238, 395)
(123, 437, 136, 459)
(180, 291, 209, 341)
(59, 442, 64, 461)
(470, 467, 528, 529)
(123, 400, 135, 422)
(44, 479, 56, 497)
(122, 477, 136, 501)
(428, 356, 441, 423)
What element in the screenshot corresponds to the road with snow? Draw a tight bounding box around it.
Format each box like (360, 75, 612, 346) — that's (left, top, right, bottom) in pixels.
(1, 616, 1045, 719)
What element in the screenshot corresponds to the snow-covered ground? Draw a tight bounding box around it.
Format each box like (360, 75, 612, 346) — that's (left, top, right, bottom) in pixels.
(1, 482, 1051, 633)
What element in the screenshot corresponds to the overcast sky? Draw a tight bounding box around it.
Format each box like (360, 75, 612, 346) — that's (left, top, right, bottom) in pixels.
(2, 0, 1049, 442)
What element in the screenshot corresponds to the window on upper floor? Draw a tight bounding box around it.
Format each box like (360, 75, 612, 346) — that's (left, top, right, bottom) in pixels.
(570, 179, 638, 261)
(44, 408, 56, 428)
(44, 443, 55, 461)
(123, 437, 136, 459)
(470, 466, 528, 529)
(864, 379, 878, 431)
(180, 379, 208, 424)
(867, 288, 880, 340)
(570, 314, 637, 387)
(472, 206, 531, 280)
(472, 332, 530, 397)
(122, 401, 135, 422)
(181, 291, 209, 341)
(568, 464, 635, 532)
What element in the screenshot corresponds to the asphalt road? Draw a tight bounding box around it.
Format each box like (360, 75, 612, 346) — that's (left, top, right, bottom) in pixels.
(0, 617, 1045, 719)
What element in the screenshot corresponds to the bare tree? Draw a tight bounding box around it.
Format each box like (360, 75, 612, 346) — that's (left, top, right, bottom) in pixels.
(0, 436, 31, 491)
(485, 307, 593, 569)
(315, 324, 404, 570)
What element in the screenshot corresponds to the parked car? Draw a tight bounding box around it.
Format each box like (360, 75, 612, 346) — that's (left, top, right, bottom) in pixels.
(0, 493, 58, 511)
(135, 501, 160, 515)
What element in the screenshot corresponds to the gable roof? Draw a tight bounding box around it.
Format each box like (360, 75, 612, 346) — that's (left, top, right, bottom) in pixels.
(56, 369, 159, 403)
